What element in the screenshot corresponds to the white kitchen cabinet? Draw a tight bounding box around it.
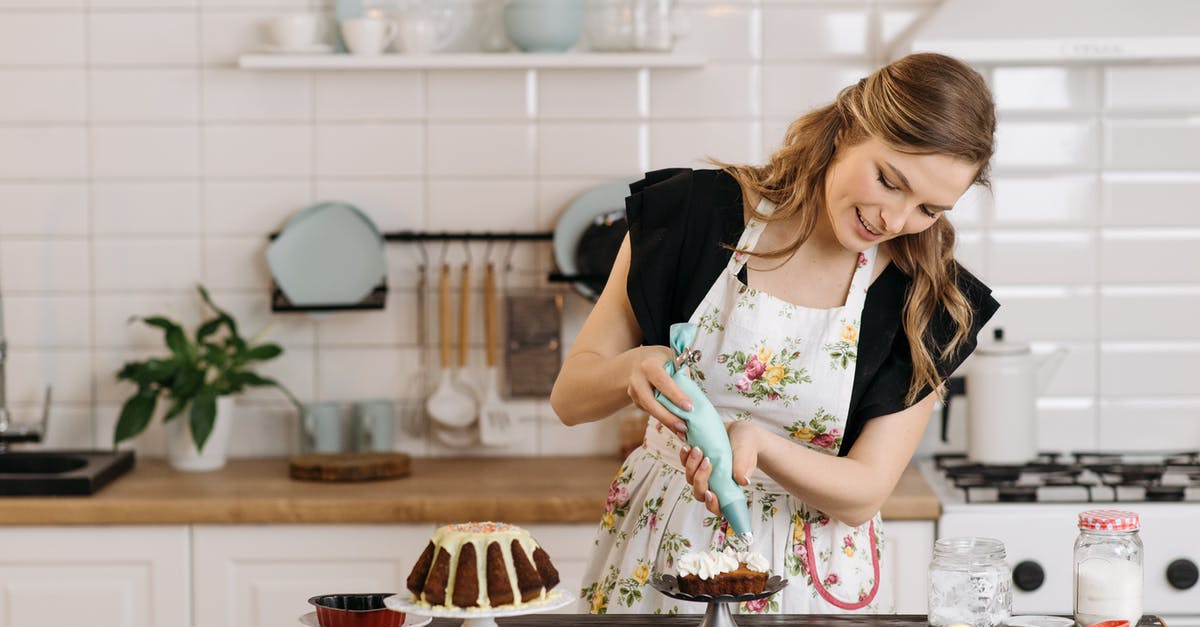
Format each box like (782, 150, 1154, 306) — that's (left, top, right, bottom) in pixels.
(878, 519, 934, 614)
(192, 524, 435, 627)
(0, 526, 190, 627)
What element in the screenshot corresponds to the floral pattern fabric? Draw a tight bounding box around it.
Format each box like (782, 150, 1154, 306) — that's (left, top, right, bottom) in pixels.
(580, 198, 890, 615)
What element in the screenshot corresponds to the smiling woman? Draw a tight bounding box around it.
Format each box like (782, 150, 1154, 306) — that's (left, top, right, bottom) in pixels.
(551, 52, 1002, 616)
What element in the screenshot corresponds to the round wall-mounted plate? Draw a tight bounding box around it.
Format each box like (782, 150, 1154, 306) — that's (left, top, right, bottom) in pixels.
(552, 179, 633, 300)
(267, 201, 387, 307)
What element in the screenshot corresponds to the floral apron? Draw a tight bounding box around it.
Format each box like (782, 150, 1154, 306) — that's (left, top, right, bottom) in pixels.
(580, 198, 888, 615)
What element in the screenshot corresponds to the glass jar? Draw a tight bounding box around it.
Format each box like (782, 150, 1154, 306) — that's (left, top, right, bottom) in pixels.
(1074, 509, 1143, 626)
(927, 537, 1012, 627)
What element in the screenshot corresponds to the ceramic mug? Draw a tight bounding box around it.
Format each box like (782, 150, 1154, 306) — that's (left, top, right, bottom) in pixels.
(340, 17, 398, 55)
(301, 401, 344, 453)
(267, 14, 323, 50)
(353, 400, 395, 452)
(397, 13, 438, 54)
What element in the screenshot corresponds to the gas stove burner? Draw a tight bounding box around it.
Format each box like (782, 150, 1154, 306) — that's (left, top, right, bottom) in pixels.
(1089, 464, 1166, 484)
(997, 486, 1038, 502)
(1042, 472, 1085, 486)
(946, 465, 1022, 484)
(1145, 485, 1186, 502)
(1163, 451, 1200, 465)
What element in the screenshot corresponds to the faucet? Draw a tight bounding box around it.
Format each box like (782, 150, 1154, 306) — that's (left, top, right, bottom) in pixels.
(0, 293, 52, 452)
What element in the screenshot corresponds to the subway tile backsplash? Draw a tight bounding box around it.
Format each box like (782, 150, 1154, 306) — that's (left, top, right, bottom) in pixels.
(0, 0, 1196, 458)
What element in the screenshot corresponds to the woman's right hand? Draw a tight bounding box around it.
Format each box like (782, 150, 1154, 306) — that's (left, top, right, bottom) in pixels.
(626, 345, 694, 441)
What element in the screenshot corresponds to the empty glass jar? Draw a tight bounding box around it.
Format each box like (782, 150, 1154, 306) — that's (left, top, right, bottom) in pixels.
(928, 536, 1012, 627)
(1075, 509, 1143, 626)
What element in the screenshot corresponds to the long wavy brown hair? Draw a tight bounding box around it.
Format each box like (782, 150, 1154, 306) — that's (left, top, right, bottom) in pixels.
(719, 53, 996, 404)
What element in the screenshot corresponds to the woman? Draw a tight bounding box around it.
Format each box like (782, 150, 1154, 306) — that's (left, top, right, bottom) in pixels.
(551, 52, 1000, 614)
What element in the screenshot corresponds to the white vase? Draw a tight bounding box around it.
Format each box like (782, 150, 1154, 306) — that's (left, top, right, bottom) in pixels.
(166, 396, 234, 472)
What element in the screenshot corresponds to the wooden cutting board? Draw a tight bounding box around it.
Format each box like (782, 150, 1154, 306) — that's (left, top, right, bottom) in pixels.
(288, 452, 411, 482)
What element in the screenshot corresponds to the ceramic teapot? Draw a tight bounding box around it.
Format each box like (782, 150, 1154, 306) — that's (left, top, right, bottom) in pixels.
(942, 328, 1067, 465)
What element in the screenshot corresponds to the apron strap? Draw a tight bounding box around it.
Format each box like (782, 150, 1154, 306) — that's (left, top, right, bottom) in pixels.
(803, 519, 881, 610)
(724, 198, 774, 276)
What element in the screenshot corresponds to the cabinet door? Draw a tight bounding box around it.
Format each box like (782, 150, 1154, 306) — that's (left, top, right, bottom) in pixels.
(879, 519, 934, 614)
(192, 524, 434, 627)
(0, 526, 190, 627)
(521, 523, 597, 602)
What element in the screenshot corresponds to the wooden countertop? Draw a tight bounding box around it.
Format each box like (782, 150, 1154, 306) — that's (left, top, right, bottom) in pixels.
(0, 456, 939, 525)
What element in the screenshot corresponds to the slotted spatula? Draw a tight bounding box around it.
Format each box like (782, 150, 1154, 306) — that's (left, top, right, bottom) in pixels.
(478, 261, 511, 446)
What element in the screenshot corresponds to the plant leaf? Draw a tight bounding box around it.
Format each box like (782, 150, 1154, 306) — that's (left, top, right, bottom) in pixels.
(117, 358, 177, 386)
(142, 316, 194, 362)
(195, 317, 222, 343)
(114, 387, 158, 445)
(170, 365, 204, 401)
(230, 372, 303, 413)
(244, 343, 282, 361)
(197, 284, 238, 338)
(163, 395, 190, 422)
(189, 388, 218, 451)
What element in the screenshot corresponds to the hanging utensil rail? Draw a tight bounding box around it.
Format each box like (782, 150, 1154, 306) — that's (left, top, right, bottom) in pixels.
(268, 230, 598, 312)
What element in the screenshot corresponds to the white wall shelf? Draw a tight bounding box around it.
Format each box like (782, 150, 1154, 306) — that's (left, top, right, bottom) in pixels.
(237, 52, 706, 70)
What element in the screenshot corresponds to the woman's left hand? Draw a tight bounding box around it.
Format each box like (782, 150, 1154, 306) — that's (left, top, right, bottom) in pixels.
(679, 421, 763, 516)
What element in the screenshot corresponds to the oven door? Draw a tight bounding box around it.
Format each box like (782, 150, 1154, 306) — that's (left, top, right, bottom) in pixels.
(939, 503, 1200, 625)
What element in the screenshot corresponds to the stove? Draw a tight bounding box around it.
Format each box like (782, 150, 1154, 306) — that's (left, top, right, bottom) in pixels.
(922, 451, 1200, 625)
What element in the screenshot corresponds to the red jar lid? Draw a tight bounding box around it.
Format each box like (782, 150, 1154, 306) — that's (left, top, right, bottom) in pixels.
(1078, 509, 1140, 531)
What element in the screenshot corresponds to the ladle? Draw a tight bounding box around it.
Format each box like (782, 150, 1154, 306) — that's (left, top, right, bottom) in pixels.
(425, 262, 476, 429)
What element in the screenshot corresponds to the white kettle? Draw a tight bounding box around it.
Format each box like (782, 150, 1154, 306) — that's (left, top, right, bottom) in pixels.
(962, 328, 1066, 465)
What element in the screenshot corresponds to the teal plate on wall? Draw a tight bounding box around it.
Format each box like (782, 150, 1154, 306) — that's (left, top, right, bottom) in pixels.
(266, 201, 387, 307)
(552, 179, 633, 300)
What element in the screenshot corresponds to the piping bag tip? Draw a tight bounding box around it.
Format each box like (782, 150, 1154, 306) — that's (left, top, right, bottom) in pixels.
(727, 532, 754, 552)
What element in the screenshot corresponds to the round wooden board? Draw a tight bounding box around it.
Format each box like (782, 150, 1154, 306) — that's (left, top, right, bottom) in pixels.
(288, 452, 412, 482)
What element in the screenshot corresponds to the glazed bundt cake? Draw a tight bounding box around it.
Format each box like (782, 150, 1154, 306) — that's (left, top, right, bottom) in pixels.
(406, 522, 560, 609)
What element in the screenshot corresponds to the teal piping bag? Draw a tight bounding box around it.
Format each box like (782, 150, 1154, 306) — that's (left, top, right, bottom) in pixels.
(654, 322, 753, 547)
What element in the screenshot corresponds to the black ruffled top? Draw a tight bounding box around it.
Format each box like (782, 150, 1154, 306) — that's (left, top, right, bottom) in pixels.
(624, 168, 1000, 456)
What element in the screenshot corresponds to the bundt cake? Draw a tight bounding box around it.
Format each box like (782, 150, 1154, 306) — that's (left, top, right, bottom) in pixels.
(676, 547, 769, 596)
(405, 522, 560, 609)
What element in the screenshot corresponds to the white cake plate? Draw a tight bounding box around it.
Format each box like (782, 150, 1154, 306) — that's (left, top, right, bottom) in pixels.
(384, 591, 576, 627)
(299, 611, 431, 626)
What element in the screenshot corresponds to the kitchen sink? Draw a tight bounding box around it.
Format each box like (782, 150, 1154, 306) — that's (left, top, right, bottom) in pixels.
(0, 450, 135, 495)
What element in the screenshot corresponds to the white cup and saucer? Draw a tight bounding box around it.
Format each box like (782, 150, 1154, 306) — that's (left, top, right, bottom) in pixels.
(263, 14, 333, 54)
(340, 16, 398, 55)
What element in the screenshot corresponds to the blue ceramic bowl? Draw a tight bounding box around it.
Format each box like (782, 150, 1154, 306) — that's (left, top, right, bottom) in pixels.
(504, 0, 585, 53)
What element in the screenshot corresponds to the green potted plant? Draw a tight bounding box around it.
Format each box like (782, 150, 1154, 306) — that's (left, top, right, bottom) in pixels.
(114, 285, 300, 471)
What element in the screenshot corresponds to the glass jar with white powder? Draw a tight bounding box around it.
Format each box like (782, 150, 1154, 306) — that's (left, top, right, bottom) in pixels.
(1074, 509, 1143, 626)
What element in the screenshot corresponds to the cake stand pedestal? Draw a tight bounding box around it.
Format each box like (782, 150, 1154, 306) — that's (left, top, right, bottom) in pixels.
(383, 591, 575, 627)
(650, 574, 788, 627)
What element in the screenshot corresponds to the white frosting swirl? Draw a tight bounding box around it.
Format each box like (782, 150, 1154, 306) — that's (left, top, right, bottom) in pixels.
(677, 547, 769, 580)
(734, 550, 769, 573)
(677, 549, 739, 580)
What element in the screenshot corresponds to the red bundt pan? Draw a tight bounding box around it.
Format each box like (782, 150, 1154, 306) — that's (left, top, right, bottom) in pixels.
(308, 593, 404, 627)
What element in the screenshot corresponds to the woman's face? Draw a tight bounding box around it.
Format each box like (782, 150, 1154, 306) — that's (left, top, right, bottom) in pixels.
(822, 136, 977, 253)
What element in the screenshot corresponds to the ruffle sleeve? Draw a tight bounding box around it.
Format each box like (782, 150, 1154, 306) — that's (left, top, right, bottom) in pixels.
(842, 263, 1000, 453)
(625, 168, 745, 347)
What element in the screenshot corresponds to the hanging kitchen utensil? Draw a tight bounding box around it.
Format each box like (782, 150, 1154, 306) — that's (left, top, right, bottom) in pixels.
(425, 263, 476, 429)
(266, 201, 387, 308)
(504, 288, 562, 397)
(402, 251, 430, 438)
(479, 261, 512, 446)
(552, 179, 632, 301)
(456, 258, 481, 403)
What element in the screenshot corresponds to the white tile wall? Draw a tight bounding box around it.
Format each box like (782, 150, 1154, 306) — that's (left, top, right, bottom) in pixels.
(1, 1, 1194, 459)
